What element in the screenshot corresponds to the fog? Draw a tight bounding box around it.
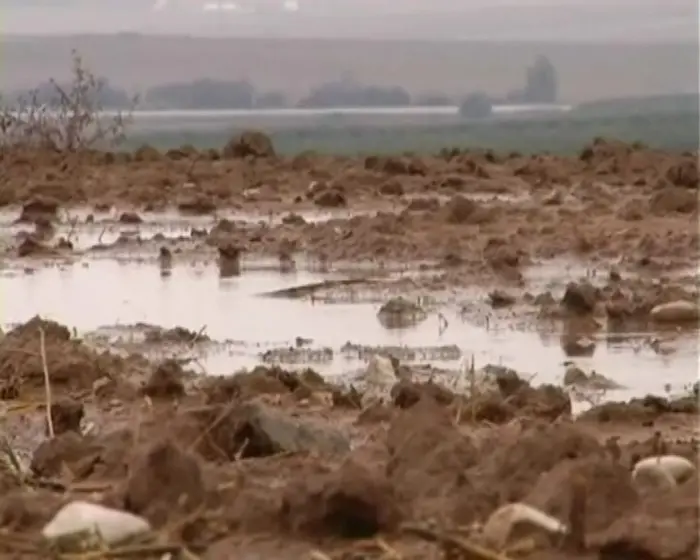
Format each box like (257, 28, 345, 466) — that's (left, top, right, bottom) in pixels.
(4, 0, 697, 41)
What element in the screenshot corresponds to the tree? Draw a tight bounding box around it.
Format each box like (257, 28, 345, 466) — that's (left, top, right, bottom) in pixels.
(145, 79, 256, 110)
(459, 92, 493, 119)
(524, 56, 558, 104)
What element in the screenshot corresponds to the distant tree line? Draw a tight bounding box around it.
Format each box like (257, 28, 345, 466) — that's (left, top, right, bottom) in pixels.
(4, 55, 558, 117)
(459, 56, 559, 119)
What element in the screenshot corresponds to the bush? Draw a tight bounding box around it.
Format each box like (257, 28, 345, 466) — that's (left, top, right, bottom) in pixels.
(0, 50, 136, 151)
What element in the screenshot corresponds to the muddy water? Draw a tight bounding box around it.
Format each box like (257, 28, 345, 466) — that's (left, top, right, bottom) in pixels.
(1, 257, 697, 406)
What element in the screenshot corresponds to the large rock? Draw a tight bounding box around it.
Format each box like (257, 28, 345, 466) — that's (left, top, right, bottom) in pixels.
(234, 402, 350, 457)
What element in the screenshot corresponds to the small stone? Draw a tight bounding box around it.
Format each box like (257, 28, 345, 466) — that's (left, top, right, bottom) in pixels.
(42, 501, 151, 548)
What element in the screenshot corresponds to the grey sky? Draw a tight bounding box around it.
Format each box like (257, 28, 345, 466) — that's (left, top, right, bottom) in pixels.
(2, 0, 697, 41)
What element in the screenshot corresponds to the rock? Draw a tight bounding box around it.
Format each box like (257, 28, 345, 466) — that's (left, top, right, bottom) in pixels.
(17, 197, 59, 223)
(649, 300, 699, 324)
(360, 355, 396, 405)
(378, 179, 404, 196)
(42, 501, 151, 548)
(314, 188, 347, 208)
(234, 402, 350, 456)
(118, 212, 142, 224)
(377, 297, 427, 329)
(649, 187, 697, 214)
(561, 281, 598, 314)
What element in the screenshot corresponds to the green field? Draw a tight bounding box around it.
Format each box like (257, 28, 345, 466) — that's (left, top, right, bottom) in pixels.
(123, 109, 698, 156)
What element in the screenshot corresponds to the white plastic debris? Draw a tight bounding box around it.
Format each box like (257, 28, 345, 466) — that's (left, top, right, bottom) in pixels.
(42, 501, 151, 546)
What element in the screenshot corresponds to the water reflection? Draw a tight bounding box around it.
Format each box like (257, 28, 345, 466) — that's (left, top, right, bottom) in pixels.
(0, 260, 696, 402)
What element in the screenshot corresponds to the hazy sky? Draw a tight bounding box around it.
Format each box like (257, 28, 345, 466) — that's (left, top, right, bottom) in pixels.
(1, 0, 697, 41)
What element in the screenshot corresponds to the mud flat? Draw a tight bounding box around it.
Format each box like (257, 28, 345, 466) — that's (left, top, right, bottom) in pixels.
(0, 136, 698, 559)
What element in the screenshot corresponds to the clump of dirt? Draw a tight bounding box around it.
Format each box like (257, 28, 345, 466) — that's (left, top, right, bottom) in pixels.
(143, 325, 210, 345)
(386, 398, 477, 515)
(16, 197, 60, 223)
(579, 394, 698, 424)
(281, 460, 402, 538)
(525, 456, 639, 534)
(123, 440, 206, 526)
(452, 421, 602, 524)
(0, 316, 136, 395)
(594, 477, 699, 560)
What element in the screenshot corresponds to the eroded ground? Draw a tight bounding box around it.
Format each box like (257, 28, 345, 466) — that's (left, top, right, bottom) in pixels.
(0, 137, 698, 559)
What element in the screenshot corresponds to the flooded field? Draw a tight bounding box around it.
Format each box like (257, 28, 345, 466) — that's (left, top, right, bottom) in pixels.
(0, 138, 697, 560)
(1, 252, 697, 405)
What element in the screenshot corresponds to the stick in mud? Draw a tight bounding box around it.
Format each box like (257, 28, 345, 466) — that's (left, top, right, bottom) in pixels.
(39, 327, 54, 438)
(566, 474, 587, 552)
(400, 523, 514, 560)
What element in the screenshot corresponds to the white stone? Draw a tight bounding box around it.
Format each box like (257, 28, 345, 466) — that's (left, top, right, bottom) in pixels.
(42, 501, 151, 546)
(650, 300, 699, 323)
(360, 355, 396, 405)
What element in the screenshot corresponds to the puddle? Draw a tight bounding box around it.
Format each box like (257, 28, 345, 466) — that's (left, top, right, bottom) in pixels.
(1, 260, 697, 405)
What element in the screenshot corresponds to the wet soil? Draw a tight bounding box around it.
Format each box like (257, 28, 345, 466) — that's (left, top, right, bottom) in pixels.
(0, 139, 697, 277)
(0, 138, 697, 559)
(0, 317, 698, 559)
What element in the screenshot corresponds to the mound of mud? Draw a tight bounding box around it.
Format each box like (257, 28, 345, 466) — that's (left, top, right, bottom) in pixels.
(281, 460, 402, 538)
(452, 422, 602, 524)
(0, 316, 137, 395)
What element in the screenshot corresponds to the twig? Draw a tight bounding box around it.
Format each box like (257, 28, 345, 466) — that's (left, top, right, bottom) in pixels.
(58, 543, 191, 559)
(400, 523, 514, 560)
(39, 326, 54, 438)
(375, 537, 403, 559)
(309, 551, 333, 560)
(566, 474, 587, 552)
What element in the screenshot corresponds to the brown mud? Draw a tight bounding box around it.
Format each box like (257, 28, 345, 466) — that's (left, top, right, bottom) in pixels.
(0, 136, 698, 559)
(0, 316, 698, 559)
(1, 138, 698, 277)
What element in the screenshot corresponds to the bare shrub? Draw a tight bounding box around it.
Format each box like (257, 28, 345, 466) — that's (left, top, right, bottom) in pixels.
(0, 50, 136, 152)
